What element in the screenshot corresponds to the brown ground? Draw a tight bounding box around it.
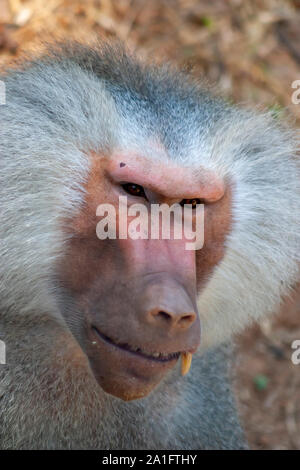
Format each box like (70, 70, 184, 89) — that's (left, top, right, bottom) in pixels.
(236, 287, 300, 449)
(0, 0, 299, 450)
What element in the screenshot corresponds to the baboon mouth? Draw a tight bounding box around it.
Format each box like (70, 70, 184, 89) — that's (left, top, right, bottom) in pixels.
(92, 326, 180, 363)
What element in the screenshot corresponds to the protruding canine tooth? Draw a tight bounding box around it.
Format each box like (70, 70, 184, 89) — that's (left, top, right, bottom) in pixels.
(181, 352, 192, 376)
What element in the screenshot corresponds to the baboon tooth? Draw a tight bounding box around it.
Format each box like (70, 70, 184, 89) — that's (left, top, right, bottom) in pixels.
(181, 352, 192, 376)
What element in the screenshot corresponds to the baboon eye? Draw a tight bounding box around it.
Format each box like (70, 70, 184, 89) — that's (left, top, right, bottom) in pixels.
(180, 198, 202, 209)
(122, 183, 146, 198)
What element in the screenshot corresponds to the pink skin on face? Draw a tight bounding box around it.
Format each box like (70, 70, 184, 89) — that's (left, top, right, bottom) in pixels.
(107, 153, 225, 203)
(106, 151, 225, 289)
(59, 149, 229, 400)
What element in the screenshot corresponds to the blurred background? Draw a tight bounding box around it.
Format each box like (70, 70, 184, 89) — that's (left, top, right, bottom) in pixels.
(0, 0, 299, 449)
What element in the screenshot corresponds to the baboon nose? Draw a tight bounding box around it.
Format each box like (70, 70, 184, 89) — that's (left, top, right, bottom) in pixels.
(149, 307, 197, 329)
(142, 278, 199, 332)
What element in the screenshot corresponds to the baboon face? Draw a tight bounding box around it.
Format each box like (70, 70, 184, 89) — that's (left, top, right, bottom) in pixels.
(58, 150, 231, 401)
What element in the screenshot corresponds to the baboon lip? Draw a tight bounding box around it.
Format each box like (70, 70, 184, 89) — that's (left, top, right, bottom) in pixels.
(91, 326, 180, 363)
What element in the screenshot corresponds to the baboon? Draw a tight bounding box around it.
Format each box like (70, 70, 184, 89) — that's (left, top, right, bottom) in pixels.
(0, 42, 299, 449)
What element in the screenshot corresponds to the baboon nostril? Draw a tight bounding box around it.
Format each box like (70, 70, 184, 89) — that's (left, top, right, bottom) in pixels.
(158, 311, 172, 321)
(180, 313, 195, 325)
(150, 308, 196, 328)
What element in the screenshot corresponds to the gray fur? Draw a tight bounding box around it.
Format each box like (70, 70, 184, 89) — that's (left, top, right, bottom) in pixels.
(0, 42, 299, 449)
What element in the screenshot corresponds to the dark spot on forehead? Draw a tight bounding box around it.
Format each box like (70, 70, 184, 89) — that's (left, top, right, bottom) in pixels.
(120, 162, 126, 168)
